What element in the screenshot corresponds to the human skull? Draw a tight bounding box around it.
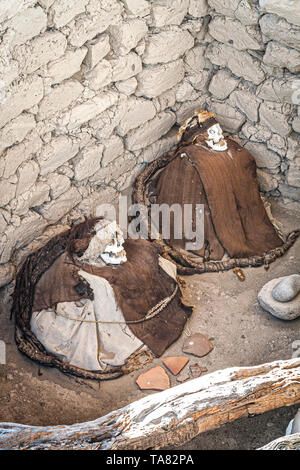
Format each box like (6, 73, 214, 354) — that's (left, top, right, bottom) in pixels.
(205, 123, 228, 151)
(80, 220, 127, 266)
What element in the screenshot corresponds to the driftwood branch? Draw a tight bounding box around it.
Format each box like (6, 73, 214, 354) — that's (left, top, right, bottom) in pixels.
(0, 358, 299, 450)
(259, 432, 300, 450)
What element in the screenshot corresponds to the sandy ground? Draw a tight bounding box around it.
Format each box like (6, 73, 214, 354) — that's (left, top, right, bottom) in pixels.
(0, 200, 299, 450)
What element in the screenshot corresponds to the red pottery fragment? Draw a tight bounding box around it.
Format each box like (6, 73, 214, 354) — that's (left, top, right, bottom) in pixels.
(162, 356, 189, 376)
(182, 333, 214, 357)
(136, 366, 170, 391)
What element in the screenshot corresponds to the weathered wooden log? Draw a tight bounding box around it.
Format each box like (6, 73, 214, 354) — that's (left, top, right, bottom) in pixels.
(259, 432, 300, 450)
(0, 358, 299, 450)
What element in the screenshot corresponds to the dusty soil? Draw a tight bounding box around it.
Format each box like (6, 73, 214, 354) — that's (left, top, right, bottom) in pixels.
(0, 200, 299, 450)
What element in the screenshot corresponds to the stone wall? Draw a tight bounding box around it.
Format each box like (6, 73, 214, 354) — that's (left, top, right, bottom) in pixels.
(0, 0, 299, 286)
(206, 0, 300, 212)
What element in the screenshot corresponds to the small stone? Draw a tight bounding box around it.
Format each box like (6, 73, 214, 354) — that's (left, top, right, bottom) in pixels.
(259, 0, 300, 27)
(125, 111, 176, 151)
(292, 117, 300, 133)
(151, 0, 189, 28)
(142, 28, 194, 65)
(244, 142, 281, 170)
(84, 60, 112, 90)
(84, 34, 110, 69)
(189, 363, 202, 378)
(110, 19, 148, 56)
(122, 0, 150, 17)
(110, 53, 142, 82)
(188, 0, 208, 17)
(287, 165, 300, 188)
(292, 340, 300, 351)
(209, 16, 263, 51)
(229, 90, 261, 122)
(257, 169, 279, 192)
(162, 356, 189, 376)
(258, 277, 300, 320)
(272, 274, 300, 303)
(263, 41, 300, 74)
(136, 60, 184, 98)
(176, 369, 191, 383)
(136, 366, 170, 391)
(206, 42, 265, 85)
(211, 102, 245, 133)
(37, 80, 84, 121)
(115, 77, 137, 95)
(0, 263, 16, 288)
(6, 6, 47, 47)
(47, 48, 87, 85)
(292, 342, 300, 359)
(209, 70, 239, 100)
(292, 349, 300, 359)
(260, 14, 300, 52)
(182, 333, 214, 357)
(259, 102, 291, 138)
(189, 364, 208, 378)
(0, 76, 44, 129)
(14, 31, 67, 75)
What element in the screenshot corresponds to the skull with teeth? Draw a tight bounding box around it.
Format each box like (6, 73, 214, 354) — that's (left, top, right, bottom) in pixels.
(79, 219, 127, 266)
(205, 123, 228, 151)
(177, 109, 228, 152)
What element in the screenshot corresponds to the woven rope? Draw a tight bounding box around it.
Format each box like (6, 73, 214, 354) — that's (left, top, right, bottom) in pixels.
(54, 284, 178, 324)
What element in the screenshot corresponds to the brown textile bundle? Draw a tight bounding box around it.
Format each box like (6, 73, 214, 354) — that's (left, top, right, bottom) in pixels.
(132, 139, 299, 275)
(17, 221, 191, 373)
(32, 253, 92, 312)
(12, 218, 125, 380)
(155, 138, 283, 260)
(154, 148, 225, 260)
(75, 239, 191, 356)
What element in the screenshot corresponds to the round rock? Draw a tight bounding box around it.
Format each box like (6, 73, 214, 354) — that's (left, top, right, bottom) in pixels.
(258, 276, 300, 321)
(272, 274, 300, 302)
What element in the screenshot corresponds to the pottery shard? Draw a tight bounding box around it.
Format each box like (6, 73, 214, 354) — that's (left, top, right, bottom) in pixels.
(176, 369, 191, 383)
(182, 333, 214, 357)
(189, 363, 208, 378)
(162, 356, 189, 376)
(189, 363, 202, 378)
(136, 366, 170, 391)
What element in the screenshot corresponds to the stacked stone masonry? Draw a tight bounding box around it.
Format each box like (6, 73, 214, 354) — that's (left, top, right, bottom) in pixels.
(0, 0, 299, 285)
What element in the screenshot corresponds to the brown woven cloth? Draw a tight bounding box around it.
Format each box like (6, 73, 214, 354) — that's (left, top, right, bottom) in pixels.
(155, 138, 283, 260)
(32, 237, 191, 357)
(33, 253, 90, 312)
